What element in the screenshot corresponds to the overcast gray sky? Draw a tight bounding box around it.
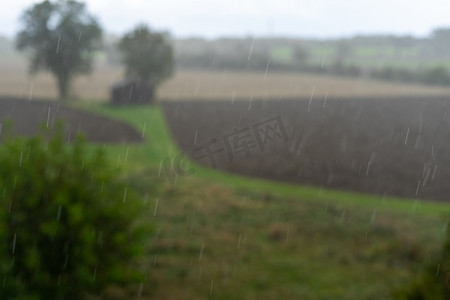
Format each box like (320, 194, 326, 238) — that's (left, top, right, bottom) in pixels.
(1, 0, 450, 39)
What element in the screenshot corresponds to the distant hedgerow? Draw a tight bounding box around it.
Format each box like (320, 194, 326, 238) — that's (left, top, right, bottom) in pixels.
(0, 126, 148, 299)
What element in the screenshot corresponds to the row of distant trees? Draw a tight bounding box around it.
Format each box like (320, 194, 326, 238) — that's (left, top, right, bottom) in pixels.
(171, 29, 450, 67)
(168, 30, 450, 87)
(16, 0, 174, 100)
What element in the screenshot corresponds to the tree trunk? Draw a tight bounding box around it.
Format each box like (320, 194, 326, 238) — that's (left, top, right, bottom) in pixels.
(56, 74, 70, 100)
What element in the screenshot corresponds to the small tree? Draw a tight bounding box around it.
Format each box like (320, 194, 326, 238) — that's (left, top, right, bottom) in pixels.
(16, 0, 102, 100)
(118, 24, 174, 88)
(0, 126, 147, 299)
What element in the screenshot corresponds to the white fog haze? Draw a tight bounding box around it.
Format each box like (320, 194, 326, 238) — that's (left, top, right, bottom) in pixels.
(1, 0, 450, 38)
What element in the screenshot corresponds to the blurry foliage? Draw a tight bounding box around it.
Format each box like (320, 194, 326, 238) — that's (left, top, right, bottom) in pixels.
(16, 0, 102, 100)
(118, 24, 174, 87)
(0, 125, 149, 299)
(167, 28, 450, 87)
(371, 65, 450, 86)
(173, 37, 309, 71)
(396, 219, 450, 299)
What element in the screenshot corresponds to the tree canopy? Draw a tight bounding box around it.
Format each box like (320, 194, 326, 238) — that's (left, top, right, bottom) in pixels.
(16, 0, 102, 100)
(119, 24, 174, 87)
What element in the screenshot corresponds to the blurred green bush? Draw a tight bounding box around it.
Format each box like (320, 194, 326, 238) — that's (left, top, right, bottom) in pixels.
(396, 219, 450, 299)
(0, 125, 148, 299)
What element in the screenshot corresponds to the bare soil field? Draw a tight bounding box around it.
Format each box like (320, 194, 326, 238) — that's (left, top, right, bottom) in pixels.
(162, 96, 450, 202)
(0, 97, 142, 143)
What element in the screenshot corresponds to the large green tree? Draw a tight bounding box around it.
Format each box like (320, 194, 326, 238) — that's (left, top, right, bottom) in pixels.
(16, 0, 102, 100)
(119, 24, 174, 87)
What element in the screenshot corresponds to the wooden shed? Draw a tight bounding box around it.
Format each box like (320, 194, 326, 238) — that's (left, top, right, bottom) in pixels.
(110, 79, 154, 105)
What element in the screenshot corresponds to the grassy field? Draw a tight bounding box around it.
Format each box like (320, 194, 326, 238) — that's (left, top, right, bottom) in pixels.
(68, 101, 450, 299)
(3, 55, 450, 101)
